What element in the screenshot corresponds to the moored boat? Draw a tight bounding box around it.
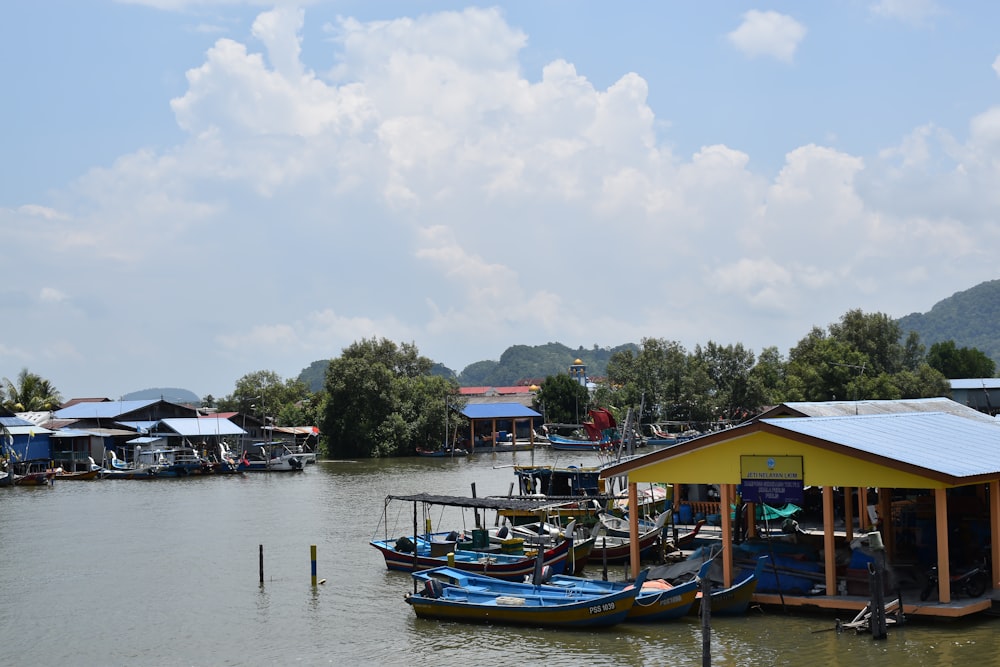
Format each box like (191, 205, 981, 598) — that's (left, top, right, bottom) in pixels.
(542, 559, 712, 622)
(238, 441, 306, 472)
(405, 565, 647, 628)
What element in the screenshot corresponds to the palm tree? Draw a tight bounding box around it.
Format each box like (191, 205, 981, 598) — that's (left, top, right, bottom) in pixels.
(2, 368, 62, 412)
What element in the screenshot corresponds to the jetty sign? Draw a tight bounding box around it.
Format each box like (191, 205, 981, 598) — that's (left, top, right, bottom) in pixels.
(740, 455, 804, 504)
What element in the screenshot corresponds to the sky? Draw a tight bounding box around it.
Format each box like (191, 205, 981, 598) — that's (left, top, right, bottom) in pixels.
(3, 1, 1000, 402)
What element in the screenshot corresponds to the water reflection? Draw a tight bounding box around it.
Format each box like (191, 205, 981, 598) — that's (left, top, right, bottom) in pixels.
(0, 453, 997, 666)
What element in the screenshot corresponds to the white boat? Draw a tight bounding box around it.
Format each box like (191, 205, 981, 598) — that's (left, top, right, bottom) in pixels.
(238, 441, 306, 472)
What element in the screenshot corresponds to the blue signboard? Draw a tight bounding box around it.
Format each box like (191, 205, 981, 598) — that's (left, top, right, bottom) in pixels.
(740, 455, 804, 504)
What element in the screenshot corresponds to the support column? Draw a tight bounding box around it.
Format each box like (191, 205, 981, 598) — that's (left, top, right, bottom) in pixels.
(844, 487, 854, 543)
(823, 486, 837, 596)
(934, 487, 951, 603)
(877, 487, 893, 554)
(990, 481, 1000, 589)
(720, 483, 733, 588)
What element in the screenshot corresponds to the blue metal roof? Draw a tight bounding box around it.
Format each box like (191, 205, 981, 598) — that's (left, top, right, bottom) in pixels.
(55, 400, 160, 419)
(461, 404, 542, 420)
(157, 418, 246, 437)
(763, 412, 1000, 479)
(0, 415, 37, 428)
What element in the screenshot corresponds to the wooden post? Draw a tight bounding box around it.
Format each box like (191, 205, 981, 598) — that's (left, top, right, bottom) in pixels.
(720, 483, 733, 588)
(700, 570, 712, 666)
(844, 486, 854, 543)
(934, 487, 951, 603)
(259, 544, 264, 585)
(311, 545, 317, 587)
(990, 480, 1000, 589)
(823, 486, 837, 597)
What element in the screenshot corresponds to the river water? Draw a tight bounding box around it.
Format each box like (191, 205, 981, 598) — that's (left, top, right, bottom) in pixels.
(2, 448, 998, 666)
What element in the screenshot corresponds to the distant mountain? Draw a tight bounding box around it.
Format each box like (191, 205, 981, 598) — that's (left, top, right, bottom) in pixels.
(122, 387, 201, 405)
(295, 342, 638, 391)
(897, 279, 1000, 368)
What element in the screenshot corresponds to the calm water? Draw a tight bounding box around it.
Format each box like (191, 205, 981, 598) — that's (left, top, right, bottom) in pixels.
(2, 449, 999, 666)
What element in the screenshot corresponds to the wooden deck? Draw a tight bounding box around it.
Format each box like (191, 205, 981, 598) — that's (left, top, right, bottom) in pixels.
(752, 591, 994, 619)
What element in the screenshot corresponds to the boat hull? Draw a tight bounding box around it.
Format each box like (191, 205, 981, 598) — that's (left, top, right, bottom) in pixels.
(405, 566, 645, 628)
(546, 574, 700, 622)
(371, 536, 571, 581)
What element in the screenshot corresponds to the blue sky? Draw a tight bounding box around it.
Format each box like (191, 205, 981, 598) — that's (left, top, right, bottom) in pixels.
(2, 1, 1000, 401)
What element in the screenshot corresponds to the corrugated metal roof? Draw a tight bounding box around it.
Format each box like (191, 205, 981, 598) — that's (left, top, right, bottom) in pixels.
(0, 415, 37, 428)
(761, 397, 997, 423)
(461, 403, 542, 419)
(763, 412, 1000, 479)
(950, 378, 1000, 390)
(54, 399, 160, 419)
(157, 417, 246, 437)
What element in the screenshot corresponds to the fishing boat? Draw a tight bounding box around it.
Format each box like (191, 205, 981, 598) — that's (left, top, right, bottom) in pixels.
(405, 565, 647, 628)
(489, 520, 597, 575)
(589, 510, 672, 564)
(649, 550, 763, 616)
(415, 445, 469, 457)
(546, 433, 615, 451)
(238, 441, 306, 472)
(371, 493, 575, 581)
(542, 559, 712, 622)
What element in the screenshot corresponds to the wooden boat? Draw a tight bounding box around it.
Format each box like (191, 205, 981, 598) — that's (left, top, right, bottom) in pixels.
(546, 433, 614, 451)
(51, 468, 101, 480)
(543, 559, 712, 622)
(490, 520, 596, 575)
(689, 566, 758, 616)
(598, 511, 708, 550)
(372, 493, 580, 581)
(415, 446, 469, 457)
(371, 532, 572, 581)
(405, 565, 647, 628)
(589, 511, 671, 564)
(649, 551, 763, 616)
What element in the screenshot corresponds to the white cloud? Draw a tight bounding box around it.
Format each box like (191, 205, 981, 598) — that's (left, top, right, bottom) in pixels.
(727, 10, 807, 63)
(870, 0, 942, 25)
(10, 6, 1000, 398)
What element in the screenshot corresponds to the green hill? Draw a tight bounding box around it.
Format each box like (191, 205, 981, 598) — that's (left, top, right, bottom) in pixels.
(295, 342, 637, 392)
(897, 279, 1000, 368)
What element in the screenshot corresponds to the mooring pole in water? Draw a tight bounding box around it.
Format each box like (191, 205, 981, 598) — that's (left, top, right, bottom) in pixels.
(701, 572, 712, 666)
(259, 544, 264, 585)
(311, 545, 318, 586)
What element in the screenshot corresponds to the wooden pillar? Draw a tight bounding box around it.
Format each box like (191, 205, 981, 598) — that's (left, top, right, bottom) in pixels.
(823, 485, 837, 596)
(844, 487, 854, 543)
(672, 483, 680, 513)
(934, 487, 951, 603)
(747, 502, 758, 539)
(990, 480, 1000, 589)
(877, 487, 893, 554)
(720, 483, 733, 588)
(857, 488, 866, 530)
(628, 482, 640, 579)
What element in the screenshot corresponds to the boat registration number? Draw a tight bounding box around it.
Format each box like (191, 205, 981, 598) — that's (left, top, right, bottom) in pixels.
(589, 602, 616, 614)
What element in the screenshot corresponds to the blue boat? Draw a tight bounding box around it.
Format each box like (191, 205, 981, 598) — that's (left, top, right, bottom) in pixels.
(405, 566, 647, 628)
(542, 559, 711, 622)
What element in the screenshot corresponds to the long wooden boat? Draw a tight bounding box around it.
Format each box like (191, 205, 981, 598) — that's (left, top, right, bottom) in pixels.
(405, 566, 647, 628)
(546, 433, 614, 451)
(371, 532, 572, 581)
(543, 559, 711, 622)
(491, 521, 596, 575)
(650, 553, 763, 616)
(373, 493, 587, 581)
(689, 567, 758, 616)
(589, 511, 671, 564)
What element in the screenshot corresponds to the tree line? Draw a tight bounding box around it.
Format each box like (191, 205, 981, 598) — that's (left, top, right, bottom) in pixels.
(3, 308, 995, 459)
